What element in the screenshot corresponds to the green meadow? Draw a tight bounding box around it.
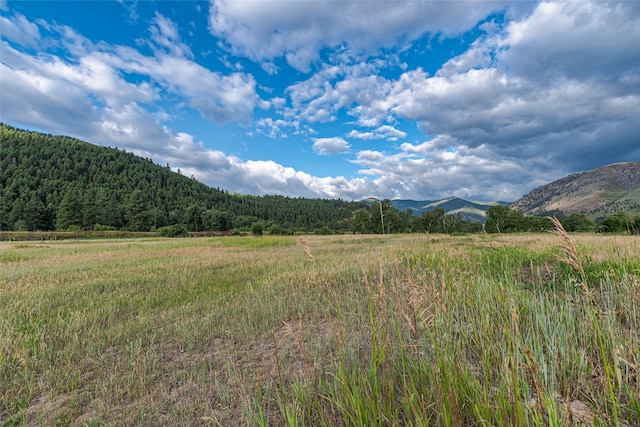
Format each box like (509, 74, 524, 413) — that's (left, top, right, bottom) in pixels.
(1, 232, 638, 426)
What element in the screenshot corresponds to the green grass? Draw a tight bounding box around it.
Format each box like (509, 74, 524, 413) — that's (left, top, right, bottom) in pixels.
(1, 234, 638, 425)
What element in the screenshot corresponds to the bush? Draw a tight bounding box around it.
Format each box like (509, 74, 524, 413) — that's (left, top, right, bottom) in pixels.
(157, 225, 189, 237)
(267, 224, 293, 235)
(560, 213, 596, 232)
(314, 226, 333, 235)
(251, 222, 264, 236)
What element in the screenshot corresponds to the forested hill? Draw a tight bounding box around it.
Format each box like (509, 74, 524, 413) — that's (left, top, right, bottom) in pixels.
(0, 124, 362, 232)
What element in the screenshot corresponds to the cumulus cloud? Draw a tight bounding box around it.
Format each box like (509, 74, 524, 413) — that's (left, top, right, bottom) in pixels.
(500, 2, 640, 81)
(348, 125, 406, 141)
(0, 12, 263, 131)
(144, 55, 261, 124)
(187, 156, 370, 200)
(255, 118, 300, 139)
(0, 46, 98, 136)
(239, 1, 637, 200)
(284, 63, 394, 124)
(147, 12, 194, 58)
(347, 142, 555, 202)
(260, 62, 278, 75)
(312, 137, 350, 155)
(208, 0, 510, 71)
(324, 1, 640, 199)
(382, 2, 640, 175)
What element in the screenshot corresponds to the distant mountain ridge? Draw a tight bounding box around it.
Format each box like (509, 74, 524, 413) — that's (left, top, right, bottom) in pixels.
(511, 162, 640, 220)
(362, 197, 510, 223)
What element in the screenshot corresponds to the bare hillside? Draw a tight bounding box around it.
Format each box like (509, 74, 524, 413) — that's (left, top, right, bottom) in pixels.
(511, 162, 640, 220)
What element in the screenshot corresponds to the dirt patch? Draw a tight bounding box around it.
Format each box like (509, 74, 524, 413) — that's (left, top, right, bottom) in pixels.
(21, 392, 88, 426)
(516, 262, 557, 286)
(525, 396, 599, 426)
(568, 400, 595, 425)
(235, 316, 342, 382)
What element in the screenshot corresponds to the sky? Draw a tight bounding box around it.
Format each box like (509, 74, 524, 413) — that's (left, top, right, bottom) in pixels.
(1, 1, 639, 202)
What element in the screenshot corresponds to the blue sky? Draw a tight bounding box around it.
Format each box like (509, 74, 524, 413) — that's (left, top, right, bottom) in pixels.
(1, 1, 639, 201)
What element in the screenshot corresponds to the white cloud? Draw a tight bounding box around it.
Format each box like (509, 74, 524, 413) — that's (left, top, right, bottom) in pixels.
(147, 12, 194, 58)
(348, 125, 406, 141)
(346, 130, 374, 140)
(189, 157, 370, 200)
(243, 1, 639, 200)
(260, 62, 278, 75)
(312, 137, 350, 155)
(400, 135, 456, 154)
(107, 48, 264, 125)
(0, 51, 97, 135)
(0, 13, 40, 47)
(500, 2, 640, 81)
(345, 142, 557, 202)
(375, 125, 406, 141)
(255, 117, 300, 139)
(0, 13, 263, 128)
(284, 63, 394, 125)
(150, 56, 261, 124)
(208, 0, 510, 71)
(353, 1, 640, 186)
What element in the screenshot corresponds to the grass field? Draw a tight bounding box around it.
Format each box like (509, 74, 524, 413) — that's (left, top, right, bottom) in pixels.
(1, 233, 639, 426)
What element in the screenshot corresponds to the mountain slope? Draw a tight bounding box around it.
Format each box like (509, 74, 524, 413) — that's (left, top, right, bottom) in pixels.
(0, 124, 362, 231)
(511, 162, 640, 220)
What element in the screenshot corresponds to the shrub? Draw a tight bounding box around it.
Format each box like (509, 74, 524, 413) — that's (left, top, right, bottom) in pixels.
(157, 224, 189, 237)
(251, 222, 264, 236)
(313, 226, 333, 235)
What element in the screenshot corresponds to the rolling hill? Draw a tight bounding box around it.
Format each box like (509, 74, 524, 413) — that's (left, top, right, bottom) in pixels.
(511, 162, 640, 220)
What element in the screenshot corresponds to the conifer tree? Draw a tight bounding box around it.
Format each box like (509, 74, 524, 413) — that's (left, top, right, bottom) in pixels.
(56, 189, 83, 230)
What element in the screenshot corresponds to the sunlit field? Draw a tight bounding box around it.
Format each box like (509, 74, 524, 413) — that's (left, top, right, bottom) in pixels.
(1, 233, 639, 426)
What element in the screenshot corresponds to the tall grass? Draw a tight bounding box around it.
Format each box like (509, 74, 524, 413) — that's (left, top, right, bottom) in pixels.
(1, 233, 638, 425)
(269, 233, 639, 426)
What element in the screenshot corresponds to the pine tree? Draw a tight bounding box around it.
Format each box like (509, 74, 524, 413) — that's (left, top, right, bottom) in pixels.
(56, 189, 83, 230)
(83, 187, 97, 231)
(125, 189, 150, 231)
(24, 193, 47, 231)
(9, 197, 26, 231)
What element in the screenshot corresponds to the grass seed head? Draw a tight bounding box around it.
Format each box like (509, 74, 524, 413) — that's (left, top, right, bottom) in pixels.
(547, 216, 588, 294)
(297, 237, 314, 261)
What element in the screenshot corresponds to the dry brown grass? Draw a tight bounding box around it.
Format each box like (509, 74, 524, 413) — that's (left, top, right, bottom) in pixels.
(547, 216, 589, 295)
(297, 236, 314, 261)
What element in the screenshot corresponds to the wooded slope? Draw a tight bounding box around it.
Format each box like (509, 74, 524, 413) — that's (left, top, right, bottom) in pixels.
(0, 124, 362, 232)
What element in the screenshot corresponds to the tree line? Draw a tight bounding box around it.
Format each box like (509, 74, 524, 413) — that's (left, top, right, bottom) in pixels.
(2, 124, 637, 236)
(484, 204, 640, 234)
(350, 202, 640, 235)
(350, 201, 483, 234)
